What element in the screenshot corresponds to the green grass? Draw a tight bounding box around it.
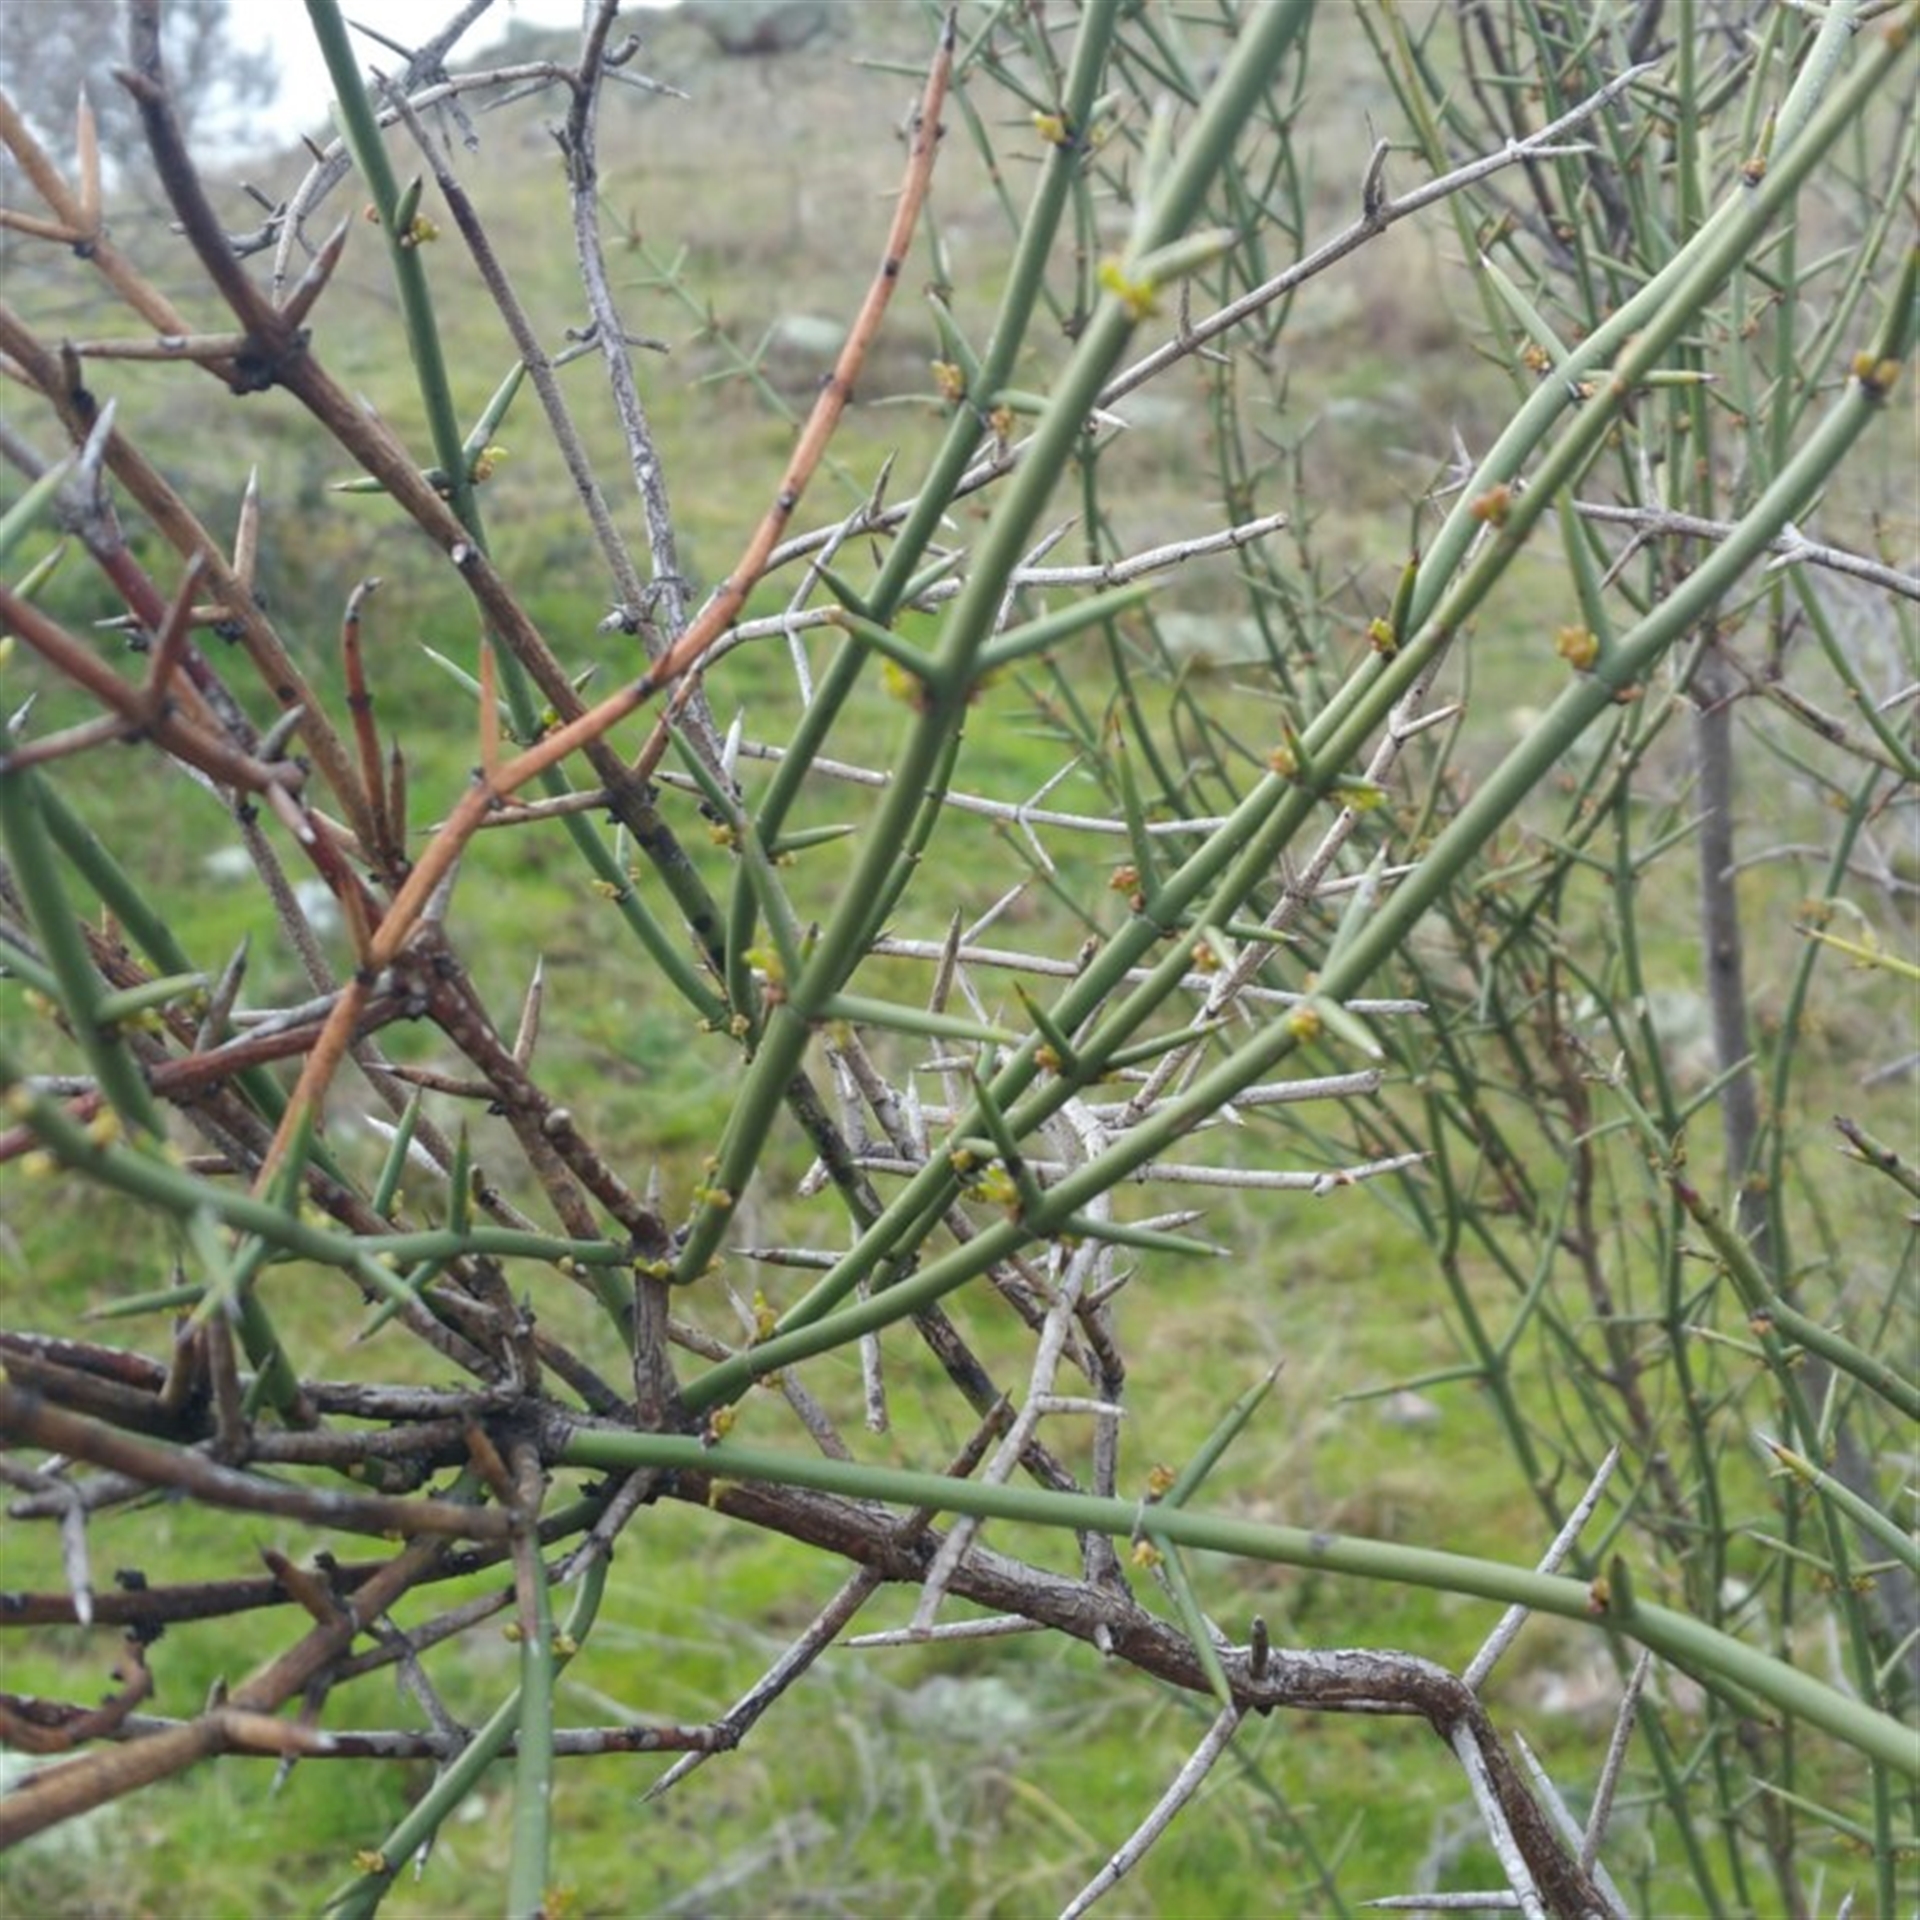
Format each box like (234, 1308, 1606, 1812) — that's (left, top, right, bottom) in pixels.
(3, 5, 1915, 1916)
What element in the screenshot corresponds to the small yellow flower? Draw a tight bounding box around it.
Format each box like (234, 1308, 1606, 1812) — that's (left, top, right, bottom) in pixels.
(1850, 352, 1902, 397)
(1334, 778, 1388, 813)
(880, 658, 926, 708)
(1555, 625, 1600, 671)
(966, 1164, 1019, 1210)
(1098, 257, 1159, 321)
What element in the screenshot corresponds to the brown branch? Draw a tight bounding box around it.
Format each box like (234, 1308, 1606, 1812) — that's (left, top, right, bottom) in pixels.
(0, 986, 421, 1167)
(0, 306, 375, 847)
(0, 1345, 187, 1441)
(419, 936, 667, 1253)
(0, 1533, 445, 1848)
(689, 1469, 1612, 1917)
(0, 1517, 570, 1632)
(0, 92, 192, 335)
(0, 1385, 509, 1543)
(0, 1638, 151, 1755)
(249, 13, 957, 1179)
(0, 585, 305, 798)
(0, 1696, 722, 1763)
(629, 7, 958, 778)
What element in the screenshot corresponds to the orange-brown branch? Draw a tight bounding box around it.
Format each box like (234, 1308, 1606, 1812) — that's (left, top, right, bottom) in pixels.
(255, 15, 955, 1185)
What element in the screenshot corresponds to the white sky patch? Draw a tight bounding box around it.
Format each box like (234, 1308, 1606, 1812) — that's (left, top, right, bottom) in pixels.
(247, 1, 678, 141)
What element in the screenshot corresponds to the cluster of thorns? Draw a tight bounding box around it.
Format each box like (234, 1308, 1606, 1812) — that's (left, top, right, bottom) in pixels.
(0, 12, 1666, 1913)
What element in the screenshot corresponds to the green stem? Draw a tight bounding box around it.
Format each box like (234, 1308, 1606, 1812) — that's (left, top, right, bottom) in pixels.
(689, 259, 1911, 1399)
(749, 0, 1130, 860)
(0, 1051, 628, 1278)
(557, 1432, 1918, 1778)
(506, 1530, 558, 1920)
(1681, 1178, 1920, 1425)
(305, 0, 477, 531)
(326, 1553, 606, 1920)
(672, 0, 1316, 1285)
(0, 768, 161, 1137)
(308, 0, 738, 1040)
(1759, 1436, 1920, 1577)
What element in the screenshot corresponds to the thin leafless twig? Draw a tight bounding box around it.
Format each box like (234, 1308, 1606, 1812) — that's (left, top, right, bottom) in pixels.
(1059, 1704, 1244, 1920)
(1464, 1446, 1622, 1693)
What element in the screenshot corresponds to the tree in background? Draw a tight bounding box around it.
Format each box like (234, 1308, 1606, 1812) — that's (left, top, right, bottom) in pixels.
(0, 0, 273, 176)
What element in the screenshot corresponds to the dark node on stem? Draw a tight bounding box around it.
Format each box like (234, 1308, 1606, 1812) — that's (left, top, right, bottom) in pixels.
(230, 327, 309, 395)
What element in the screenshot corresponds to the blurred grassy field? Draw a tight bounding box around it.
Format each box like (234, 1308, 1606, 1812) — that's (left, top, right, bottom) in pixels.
(3, 6, 1914, 1916)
